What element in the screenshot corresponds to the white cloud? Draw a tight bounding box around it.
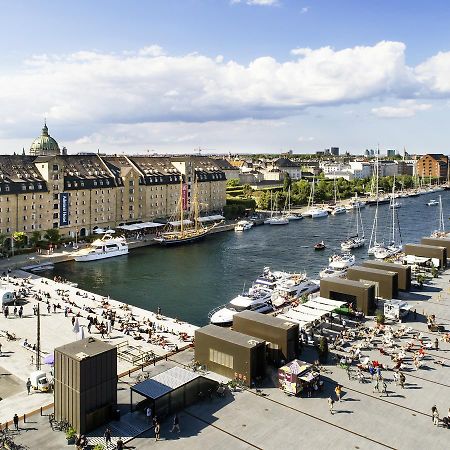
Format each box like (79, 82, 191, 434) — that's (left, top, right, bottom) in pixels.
(415, 50, 450, 94)
(300, 6, 309, 14)
(231, 0, 279, 6)
(371, 100, 432, 118)
(3, 40, 450, 151)
(298, 136, 314, 142)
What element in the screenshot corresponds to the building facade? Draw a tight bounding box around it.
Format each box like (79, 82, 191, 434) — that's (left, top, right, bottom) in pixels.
(416, 154, 449, 179)
(0, 127, 227, 244)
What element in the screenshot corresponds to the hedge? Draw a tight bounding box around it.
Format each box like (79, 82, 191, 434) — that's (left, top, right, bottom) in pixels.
(226, 197, 257, 209)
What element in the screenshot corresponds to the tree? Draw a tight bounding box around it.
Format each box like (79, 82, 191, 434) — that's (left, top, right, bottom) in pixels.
(44, 228, 61, 245)
(30, 231, 42, 247)
(283, 172, 292, 192)
(12, 231, 27, 248)
(242, 184, 253, 198)
(226, 178, 240, 188)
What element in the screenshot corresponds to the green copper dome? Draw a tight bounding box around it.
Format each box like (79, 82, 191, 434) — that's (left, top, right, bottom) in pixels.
(30, 123, 60, 156)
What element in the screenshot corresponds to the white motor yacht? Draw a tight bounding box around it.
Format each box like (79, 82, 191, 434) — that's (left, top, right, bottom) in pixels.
(341, 236, 366, 250)
(427, 199, 439, 206)
(307, 208, 328, 218)
(331, 206, 347, 215)
(284, 213, 303, 221)
(319, 267, 347, 279)
(267, 216, 289, 225)
(74, 232, 128, 262)
(390, 201, 401, 209)
(235, 220, 253, 232)
(208, 288, 273, 327)
(328, 253, 355, 270)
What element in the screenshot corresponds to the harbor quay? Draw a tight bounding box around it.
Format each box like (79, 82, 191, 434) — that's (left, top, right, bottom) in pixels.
(0, 269, 198, 426)
(0, 262, 448, 449)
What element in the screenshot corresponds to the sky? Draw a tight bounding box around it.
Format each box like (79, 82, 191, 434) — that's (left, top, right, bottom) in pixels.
(1, 0, 450, 155)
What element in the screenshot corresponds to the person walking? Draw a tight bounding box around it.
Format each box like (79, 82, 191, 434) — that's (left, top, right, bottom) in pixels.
(399, 372, 405, 389)
(335, 384, 342, 402)
(13, 413, 19, 431)
(18, 306, 23, 319)
(327, 397, 335, 414)
(381, 381, 388, 397)
(26, 378, 32, 395)
(154, 421, 160, 441)
(433, 408, 440, 426)
(116, 437, 124, 450)
(431, 405, 438, 423)
(170, 413, 180, 433)
(104, 427, 112, 445)
(434, 338, 439, 350)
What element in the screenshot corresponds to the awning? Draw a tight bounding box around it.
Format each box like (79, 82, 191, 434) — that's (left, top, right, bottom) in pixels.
(117, 222, 164, 231)
(292, 304, 327, 319)
(131, 367, 200, 400)
(304, 300, 338, 313)
(197, 215, 225, 223)
(169, 220, 193, 227)
(276, 314, 309, 329)
(309, 297, 348, 308)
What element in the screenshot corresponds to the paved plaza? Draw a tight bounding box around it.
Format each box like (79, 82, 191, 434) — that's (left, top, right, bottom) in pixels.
(1, 264, 450, 449)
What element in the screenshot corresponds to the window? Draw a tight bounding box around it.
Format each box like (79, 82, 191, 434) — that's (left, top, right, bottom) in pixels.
(53, 222, 58, 229)
(53, 164, 59, 171)
(53, 204, 58, 210)
(53, 194, 58, 200)
(53, 213, 58, 219)
(209, 349, 233, 369)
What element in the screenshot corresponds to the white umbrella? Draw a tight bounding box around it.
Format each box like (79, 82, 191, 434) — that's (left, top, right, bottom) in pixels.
(77, 325, 85, 341)
(105, 229, 116, 234)
(72, 317, 80, 334)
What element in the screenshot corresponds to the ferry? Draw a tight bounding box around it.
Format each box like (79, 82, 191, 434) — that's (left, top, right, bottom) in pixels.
(74, 232, 128, 262)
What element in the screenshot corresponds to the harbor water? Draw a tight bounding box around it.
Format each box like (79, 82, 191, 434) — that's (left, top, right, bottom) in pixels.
(51, 192, 449, 326)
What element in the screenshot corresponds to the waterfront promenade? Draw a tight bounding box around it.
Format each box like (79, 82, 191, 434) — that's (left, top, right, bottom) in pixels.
(2, 265, 449, 449)
(0, 269, 198, 425)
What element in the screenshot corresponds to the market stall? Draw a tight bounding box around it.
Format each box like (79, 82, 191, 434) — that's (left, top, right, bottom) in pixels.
(278, 360, 320, 396)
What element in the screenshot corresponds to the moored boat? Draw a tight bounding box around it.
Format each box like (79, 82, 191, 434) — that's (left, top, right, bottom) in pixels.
(74, 233, 128, 262)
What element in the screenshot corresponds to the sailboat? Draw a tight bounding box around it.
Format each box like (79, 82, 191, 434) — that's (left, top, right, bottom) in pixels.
(265, 191, 289, 225)
(341, 203, 365, 250)
(154, 175, 221, 245)
(373, 181, 403, 259)
(303, 176, 328, 218)
(389, 176, 402, 209)
(431, 195, 446, 237)
(331, 179, 346, 215)
(283, 187, 303, 221)
(368, 199, 383, 255)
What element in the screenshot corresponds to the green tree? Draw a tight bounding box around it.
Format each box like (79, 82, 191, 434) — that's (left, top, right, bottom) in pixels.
(283, 172, 292, 192)
(29, 230, 42, 247)
(44, 228, 61, 244)
(226, 178, 240, 188)
(12, 231, 27, 248)
(242, 184, 253, 198)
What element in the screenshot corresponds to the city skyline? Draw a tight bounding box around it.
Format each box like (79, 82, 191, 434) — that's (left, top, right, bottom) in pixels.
(1, 0, 450, 155)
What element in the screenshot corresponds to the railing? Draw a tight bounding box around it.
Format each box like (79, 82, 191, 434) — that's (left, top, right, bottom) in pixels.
(207, 304, 226, 319)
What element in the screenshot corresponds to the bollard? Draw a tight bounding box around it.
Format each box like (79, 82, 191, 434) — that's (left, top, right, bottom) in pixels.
(40, 407, 43, 416)
(23, 413, 26, 423)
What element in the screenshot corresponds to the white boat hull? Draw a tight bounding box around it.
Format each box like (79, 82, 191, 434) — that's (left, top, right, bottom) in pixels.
(75, 247, 129, 262)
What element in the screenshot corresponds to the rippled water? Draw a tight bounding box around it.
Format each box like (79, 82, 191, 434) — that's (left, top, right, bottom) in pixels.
(51, 191, 448, 326)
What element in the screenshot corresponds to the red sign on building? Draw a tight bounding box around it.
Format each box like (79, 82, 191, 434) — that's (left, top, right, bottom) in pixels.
(182, 183, 188, 210)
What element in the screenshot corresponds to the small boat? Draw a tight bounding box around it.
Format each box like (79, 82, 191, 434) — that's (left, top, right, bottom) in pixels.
(267, 216, 289, 225)
(235, 220, 253, 232)
(314, 241, 326, 250)
(427, 199, 439, 206)
(341, 203, 365, 250)
(390, 201, 401, 209)
(308, 208, 328, 218)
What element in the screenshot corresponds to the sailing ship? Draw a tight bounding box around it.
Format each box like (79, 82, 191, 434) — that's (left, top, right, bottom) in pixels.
(264, 191, 289, 225)
(373, 180, 403, 259)
(431, 195, 446, 237)
(341, 203, 365, 250)
(331, 179, 346, 215)
(283, 187, 303, 221)
(303, 176, 328, 218)
(154, 176, 221, 245)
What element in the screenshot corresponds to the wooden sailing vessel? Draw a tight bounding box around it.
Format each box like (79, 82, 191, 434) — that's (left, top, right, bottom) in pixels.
(154, 175, 221, 245)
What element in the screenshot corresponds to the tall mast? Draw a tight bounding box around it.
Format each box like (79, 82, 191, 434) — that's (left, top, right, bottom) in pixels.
(194, 174, 199, 231)
(180, 176, 184, 237)
(391, 176, 396, 244)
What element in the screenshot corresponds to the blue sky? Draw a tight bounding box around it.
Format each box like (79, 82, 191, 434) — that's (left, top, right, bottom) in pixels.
(1, 0, 450, 154)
